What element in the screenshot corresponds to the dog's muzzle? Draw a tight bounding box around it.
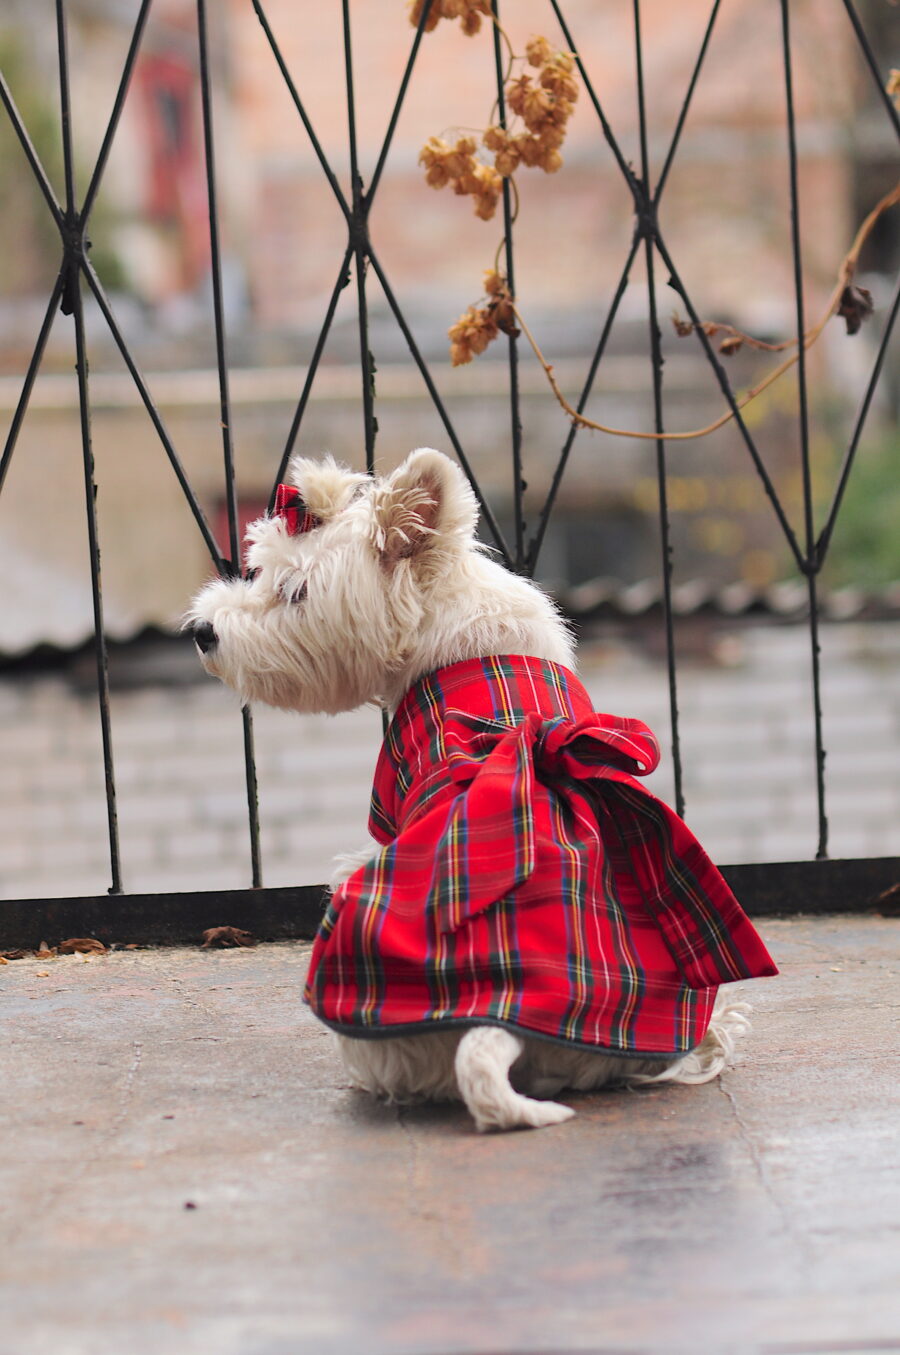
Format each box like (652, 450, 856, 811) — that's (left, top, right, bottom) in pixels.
(192, 621, 218, 655)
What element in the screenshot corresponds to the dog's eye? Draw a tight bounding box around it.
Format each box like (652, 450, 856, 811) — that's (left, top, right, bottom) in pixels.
(290, 580, 308, 605)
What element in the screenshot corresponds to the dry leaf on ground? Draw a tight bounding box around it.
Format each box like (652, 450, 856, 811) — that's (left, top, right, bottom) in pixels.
(58, 938, 108, 955)
(201, 926, 257, 949)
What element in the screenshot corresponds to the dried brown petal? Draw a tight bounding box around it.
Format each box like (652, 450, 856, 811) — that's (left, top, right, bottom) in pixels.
(525, 36, 554, 68)
(538, 147, 563, 173)
(449, 303, 500, 364)
(418, 136, 449, 168)
(522, 86, 555, 130)
(536, 124, 566, 150)
(445, 146, 477, 179)
(540, 66, 579, 103)
(456, 172, 481, 195)
(474, 194, 499, 221)
(718, 336, 744, 357)
(672, 314, 694, 337)
(425, 162, 452, 189)
(494, 147, 521, 177)
(837, 284, 874, 335)
(409, 0, 441, 31)
(513, 133, 543, 168)
(0, 949, 27, 961)
(506, 74, 532, 117)
(482, 125, 508, 153)
(483, 269, 506, 296)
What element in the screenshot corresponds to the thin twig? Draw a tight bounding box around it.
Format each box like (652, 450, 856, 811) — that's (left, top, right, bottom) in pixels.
(513, 178, 899, 442)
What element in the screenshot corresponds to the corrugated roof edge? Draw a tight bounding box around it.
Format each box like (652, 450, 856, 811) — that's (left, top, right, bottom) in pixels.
(560, 578, 900, 623)
(1, 582, 899, 674)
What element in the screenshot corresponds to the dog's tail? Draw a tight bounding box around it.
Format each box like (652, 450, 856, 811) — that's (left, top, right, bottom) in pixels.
(454, 1026, 575, 1132)
(628, 998, 753, 1087)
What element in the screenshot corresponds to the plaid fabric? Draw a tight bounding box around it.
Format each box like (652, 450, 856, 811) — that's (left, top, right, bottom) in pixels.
(305, 656, 777, 1056)
(273, 483, 319, 535)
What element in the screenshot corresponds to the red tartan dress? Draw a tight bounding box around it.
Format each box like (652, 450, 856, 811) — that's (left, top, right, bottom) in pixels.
(304, 656, 777, 1058)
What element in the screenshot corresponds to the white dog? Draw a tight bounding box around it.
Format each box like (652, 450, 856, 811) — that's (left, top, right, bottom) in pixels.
(189, 448, 775, 1131)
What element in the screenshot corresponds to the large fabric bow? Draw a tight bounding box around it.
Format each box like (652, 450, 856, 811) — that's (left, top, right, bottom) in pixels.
(364, 708, 757, 991)
(272, 484, 320, 535)
(429, 710, 658, 933)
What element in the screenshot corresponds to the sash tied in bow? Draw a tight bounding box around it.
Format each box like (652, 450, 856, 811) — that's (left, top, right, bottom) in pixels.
(425, 710, 660, 935)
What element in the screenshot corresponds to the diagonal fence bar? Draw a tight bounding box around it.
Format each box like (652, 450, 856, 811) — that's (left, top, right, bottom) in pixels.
(268, 245, 355, 504)
(527, 231, 643, 573)
(781, 0, 829, 860)
(0, 272, 65, 495)
(816, 271, 900, 565)
(80, 0, 153, 224)
(0, 71, 65, 231)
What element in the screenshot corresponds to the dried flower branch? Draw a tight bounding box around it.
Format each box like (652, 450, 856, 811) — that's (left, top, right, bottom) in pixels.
(411, 4, 898, 442)
(409, 0, 492, 36)
(417, 30, 578, 223)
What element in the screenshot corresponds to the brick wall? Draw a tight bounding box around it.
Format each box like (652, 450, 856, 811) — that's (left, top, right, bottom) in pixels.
(2, 619, 898, 903)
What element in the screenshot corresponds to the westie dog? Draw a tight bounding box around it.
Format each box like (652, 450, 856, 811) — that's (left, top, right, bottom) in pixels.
(189, 448, 776, 1132)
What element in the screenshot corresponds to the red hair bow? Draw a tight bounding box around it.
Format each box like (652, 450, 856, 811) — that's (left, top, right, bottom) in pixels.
(273, 484, 320, 535)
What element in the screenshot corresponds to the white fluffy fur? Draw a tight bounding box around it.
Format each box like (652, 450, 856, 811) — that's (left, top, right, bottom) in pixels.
(189, 448, 752, 1132)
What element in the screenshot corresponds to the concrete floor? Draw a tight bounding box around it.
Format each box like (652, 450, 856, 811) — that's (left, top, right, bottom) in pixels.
(1, 916, 898, 1355)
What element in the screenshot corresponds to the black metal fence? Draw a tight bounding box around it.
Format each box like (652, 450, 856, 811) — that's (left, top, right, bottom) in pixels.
(1, 0, 898, 942)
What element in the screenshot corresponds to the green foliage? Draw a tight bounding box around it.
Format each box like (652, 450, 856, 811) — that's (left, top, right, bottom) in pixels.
(0, 32, 126, 295)
(821, 426, 900, 587)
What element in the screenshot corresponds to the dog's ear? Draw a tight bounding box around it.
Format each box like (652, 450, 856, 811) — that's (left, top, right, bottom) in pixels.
(373, 448, 478, 567)
(287, 455, 369, 522)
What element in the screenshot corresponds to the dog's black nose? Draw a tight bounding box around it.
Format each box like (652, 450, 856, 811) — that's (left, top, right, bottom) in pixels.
(193, 621, 218, 655)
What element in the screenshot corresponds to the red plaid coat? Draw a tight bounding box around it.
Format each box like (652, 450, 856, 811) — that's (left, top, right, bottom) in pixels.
(304, 656, 776, 1057)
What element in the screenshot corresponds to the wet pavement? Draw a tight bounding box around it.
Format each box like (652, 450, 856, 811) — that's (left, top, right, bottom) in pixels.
(1, 915, 898, 1355)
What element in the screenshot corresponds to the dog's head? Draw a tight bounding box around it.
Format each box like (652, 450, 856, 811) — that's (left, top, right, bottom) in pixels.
(186, 448, 482, 713)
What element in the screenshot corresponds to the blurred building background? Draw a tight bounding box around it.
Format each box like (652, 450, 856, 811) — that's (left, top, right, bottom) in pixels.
(0, 0, 898, 899)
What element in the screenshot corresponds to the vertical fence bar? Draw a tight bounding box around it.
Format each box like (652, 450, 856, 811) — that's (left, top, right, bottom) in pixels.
(780, 0, 828, 859)
(342, 0, 377, 475)
(197, 0, 262, 886)
(633, 0, 685, 818)
(491, 0, 525, 571)
(56, 0, 122, 892)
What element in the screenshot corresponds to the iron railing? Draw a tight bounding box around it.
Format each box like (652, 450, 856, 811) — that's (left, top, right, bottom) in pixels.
(0, 0, 898, 940)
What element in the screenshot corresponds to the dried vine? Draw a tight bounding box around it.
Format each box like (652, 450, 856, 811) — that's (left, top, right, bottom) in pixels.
(412, 6, 900, 442)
